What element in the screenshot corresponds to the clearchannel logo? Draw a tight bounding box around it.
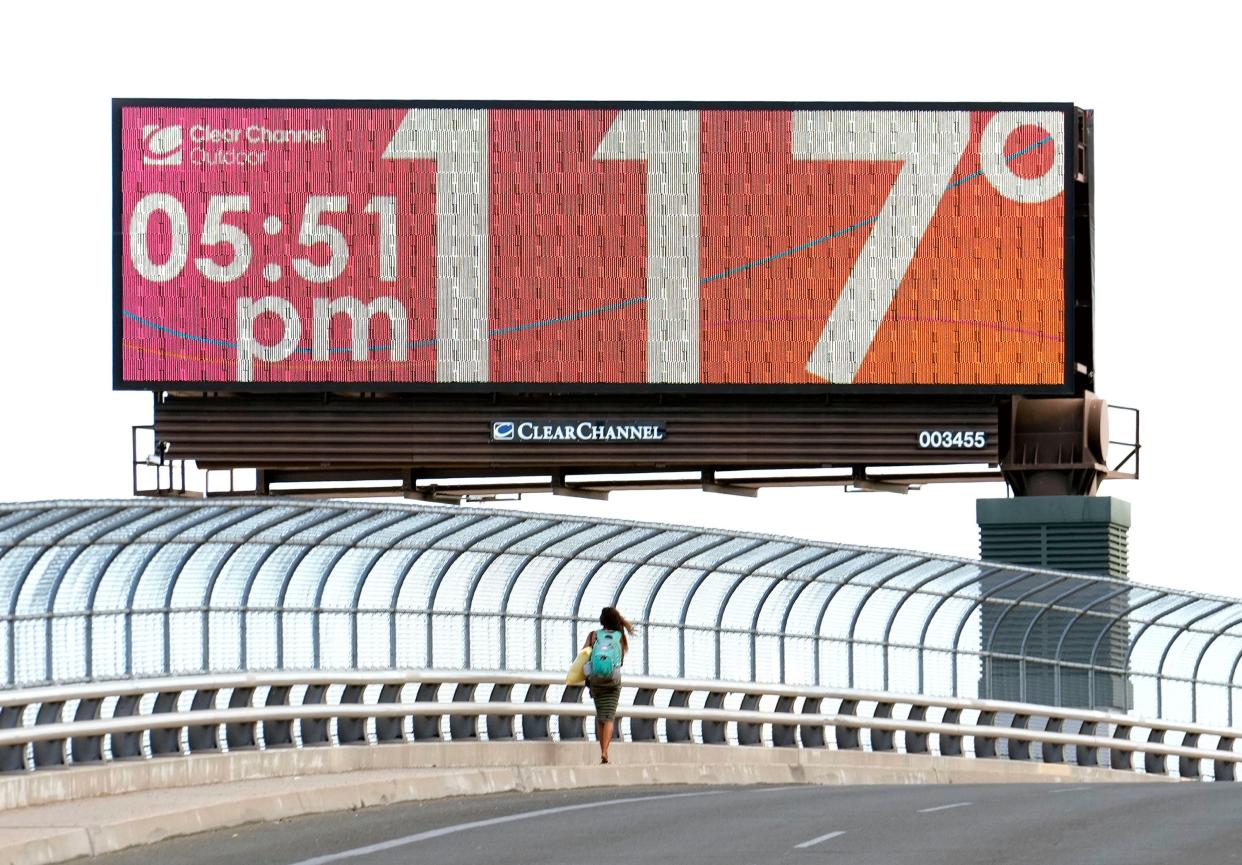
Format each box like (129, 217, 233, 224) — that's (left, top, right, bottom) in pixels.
(490, 420, 666, 443)
(142, 125, 183, 166)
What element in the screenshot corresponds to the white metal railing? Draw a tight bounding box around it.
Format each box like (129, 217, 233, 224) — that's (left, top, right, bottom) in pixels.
(0, 671, 1238, 782)
(8, 499, 1242, 728)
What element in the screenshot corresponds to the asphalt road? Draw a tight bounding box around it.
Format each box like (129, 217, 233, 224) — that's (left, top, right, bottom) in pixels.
(83, 782, 1242, 865)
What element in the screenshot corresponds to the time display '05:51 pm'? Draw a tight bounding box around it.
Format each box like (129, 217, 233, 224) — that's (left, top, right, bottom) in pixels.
(128, 194, 394, 285)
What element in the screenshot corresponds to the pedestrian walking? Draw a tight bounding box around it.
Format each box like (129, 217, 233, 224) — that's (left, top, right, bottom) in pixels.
(581, 606, 635, 764)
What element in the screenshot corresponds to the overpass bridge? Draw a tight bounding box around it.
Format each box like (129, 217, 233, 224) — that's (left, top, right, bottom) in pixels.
(2, 499, 1241, 863)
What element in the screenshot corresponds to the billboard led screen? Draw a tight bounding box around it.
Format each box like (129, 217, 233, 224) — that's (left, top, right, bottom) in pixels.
(115, 101, 1073, 391)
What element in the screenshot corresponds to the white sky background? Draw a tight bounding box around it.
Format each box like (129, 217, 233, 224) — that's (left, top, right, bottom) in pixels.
(0, 1, 1234, 596)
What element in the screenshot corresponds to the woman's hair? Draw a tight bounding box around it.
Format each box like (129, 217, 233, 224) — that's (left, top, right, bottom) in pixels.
(599, 606, 635, 635)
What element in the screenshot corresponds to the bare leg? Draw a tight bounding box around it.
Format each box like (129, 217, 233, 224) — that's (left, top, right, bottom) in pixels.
(598, 719, 614, 763)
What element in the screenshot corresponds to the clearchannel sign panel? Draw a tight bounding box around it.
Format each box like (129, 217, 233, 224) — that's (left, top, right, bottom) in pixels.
(115, 101, 1071, 390)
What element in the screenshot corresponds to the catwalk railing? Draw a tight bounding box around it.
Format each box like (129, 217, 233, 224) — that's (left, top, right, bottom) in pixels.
(5, 499, 1242, 726)
(1, 671, 1237, 781)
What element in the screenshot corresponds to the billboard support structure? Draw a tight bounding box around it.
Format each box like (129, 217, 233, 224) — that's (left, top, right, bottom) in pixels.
(114, 100, 1135, 500)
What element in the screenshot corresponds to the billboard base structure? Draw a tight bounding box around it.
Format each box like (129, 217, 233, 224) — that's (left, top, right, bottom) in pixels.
(999, 394, 1139, 496)
(976, 495, 1132, 711)
(132, 394, 1138, 502)
(977, 496, 1131, 577)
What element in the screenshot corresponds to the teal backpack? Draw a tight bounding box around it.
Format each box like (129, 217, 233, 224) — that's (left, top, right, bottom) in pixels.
(586, 629, 623, 686)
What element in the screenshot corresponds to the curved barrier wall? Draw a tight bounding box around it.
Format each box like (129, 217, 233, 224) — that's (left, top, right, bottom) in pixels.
(1, 499, 1240, 726)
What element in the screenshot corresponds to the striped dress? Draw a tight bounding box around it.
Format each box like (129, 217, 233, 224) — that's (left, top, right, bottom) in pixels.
(589, 681, 621, 721)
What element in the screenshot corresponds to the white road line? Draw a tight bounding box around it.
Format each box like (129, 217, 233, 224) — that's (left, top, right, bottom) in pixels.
(795, 830, 847, 849)
(749, 785, 807, 793)
(1050, 786, 1090, 794)
(917, 801, 973, 813)
(285, 789, 725, 865)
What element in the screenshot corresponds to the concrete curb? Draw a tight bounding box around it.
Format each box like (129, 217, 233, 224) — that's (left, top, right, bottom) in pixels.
(0, 742, 1174, 865)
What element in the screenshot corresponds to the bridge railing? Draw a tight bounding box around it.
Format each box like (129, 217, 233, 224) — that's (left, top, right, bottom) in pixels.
(0, 670, 1237, 781)
(9, 498, 1242, 727)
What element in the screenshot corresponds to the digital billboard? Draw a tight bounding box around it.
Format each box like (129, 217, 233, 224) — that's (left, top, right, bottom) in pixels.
(115, 101, 1073, 392)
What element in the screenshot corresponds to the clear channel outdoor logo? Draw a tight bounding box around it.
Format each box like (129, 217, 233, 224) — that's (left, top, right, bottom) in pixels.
(492, 421, 516, 441)
(142, 124, 183, 166)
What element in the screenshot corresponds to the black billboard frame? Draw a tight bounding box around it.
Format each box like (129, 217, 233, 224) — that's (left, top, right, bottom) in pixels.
(112, 98, 1080, 397)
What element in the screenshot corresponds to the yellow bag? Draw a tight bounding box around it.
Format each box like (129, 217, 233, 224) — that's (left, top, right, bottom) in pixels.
(565, 647, 591, 685)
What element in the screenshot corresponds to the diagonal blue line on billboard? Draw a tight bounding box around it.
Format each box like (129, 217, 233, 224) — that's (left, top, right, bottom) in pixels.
(700, 135, 1054, 283)
(488, 297, 648, 336)
(122, 301, 649, 353)
(121, 309, 436, 354)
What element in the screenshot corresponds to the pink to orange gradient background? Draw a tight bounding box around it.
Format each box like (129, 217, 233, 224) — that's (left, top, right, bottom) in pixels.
(120, 107, 1064, 386)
